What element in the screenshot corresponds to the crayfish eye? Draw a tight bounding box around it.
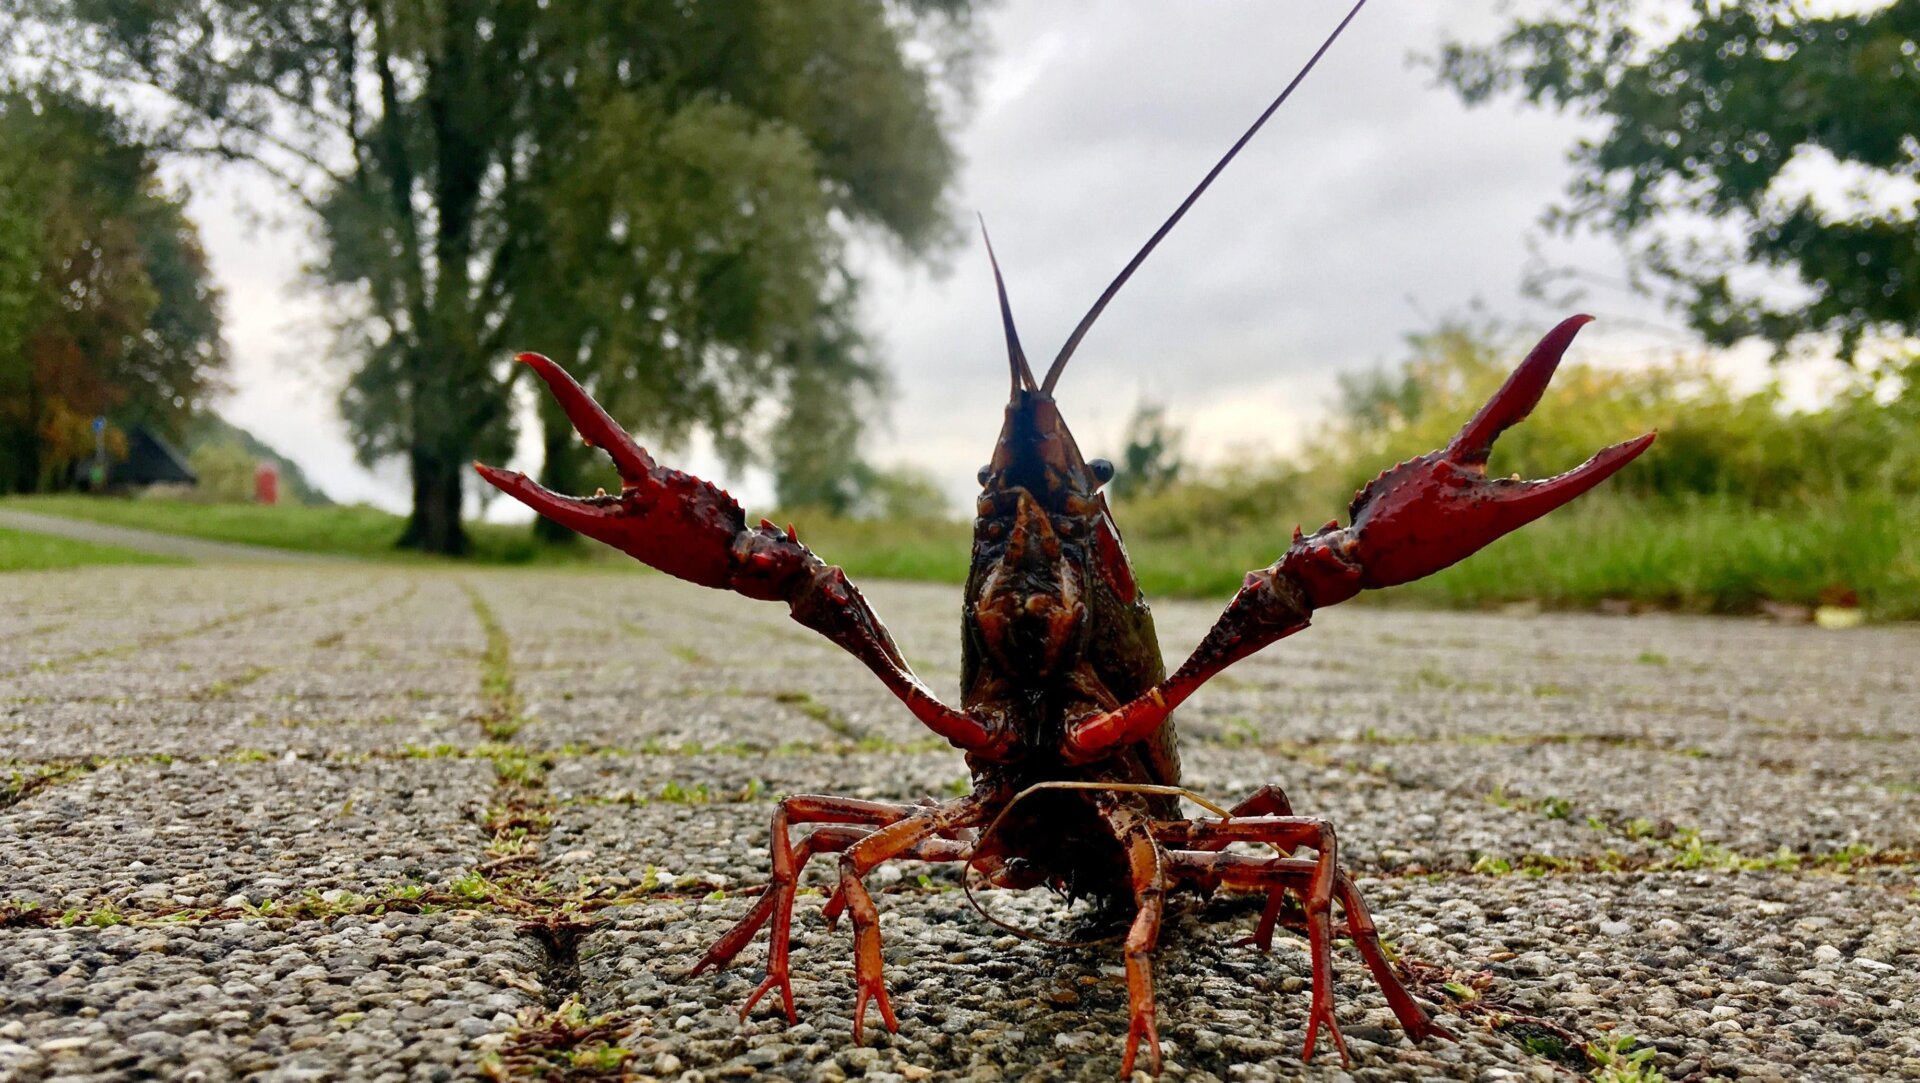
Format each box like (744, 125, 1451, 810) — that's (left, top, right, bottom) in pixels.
(977, 465, 991, 486)
(1089, 458, 1115, 487)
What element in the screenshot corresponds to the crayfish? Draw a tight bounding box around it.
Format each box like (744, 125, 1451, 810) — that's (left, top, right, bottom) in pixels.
(475, 1, 1653, 1073)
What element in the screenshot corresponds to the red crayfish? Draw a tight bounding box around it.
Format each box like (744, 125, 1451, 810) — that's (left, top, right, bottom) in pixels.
(476, 1, 1653, 1073)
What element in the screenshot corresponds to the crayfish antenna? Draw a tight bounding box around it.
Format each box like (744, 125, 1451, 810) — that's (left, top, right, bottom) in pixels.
(1039, 0, 1371, 393)
(980, 215, 1038, 394)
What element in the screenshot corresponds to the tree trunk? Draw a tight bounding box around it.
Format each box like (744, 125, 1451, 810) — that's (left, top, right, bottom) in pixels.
(398, 450, 470, 555)
(4, 422, 35, 494)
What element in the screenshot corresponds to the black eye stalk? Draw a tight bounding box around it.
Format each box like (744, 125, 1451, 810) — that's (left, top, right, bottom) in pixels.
(1089, 459, 1115, 487)
(977, 465, 992, 486)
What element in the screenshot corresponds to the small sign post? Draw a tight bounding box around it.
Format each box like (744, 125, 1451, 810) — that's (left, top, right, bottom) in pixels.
(89, 417, 108, 491)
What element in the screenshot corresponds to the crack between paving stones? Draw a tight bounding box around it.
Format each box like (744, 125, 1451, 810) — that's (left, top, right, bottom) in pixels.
(458, 579, 608, 1053)
(311, 579, 421, 648)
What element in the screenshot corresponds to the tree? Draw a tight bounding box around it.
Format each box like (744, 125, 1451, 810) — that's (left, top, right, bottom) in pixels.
(0, 88, 224, 493)
(1109, 401, 1185, 500)
(10, 0, 978, 552)
(1434, 0, 1920, 360)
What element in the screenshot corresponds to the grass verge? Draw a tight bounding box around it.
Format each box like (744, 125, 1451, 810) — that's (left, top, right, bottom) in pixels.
(0, 525, 184, 572)
(1, 495, 606, 566)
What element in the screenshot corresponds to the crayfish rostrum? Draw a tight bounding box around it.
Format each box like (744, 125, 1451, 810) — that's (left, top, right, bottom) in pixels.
(475, 2, 1654, 1074)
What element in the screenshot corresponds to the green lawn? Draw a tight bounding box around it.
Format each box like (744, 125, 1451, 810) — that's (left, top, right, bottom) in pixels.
(2, 495, 608, 566)
(0, 526, 184, 572)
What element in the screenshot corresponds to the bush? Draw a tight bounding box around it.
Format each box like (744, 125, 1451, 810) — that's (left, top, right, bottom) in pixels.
(1312, 320, 1920, 510)
(185, 440, 259, 503)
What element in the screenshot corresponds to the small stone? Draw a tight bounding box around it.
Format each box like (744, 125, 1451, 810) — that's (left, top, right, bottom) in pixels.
(1598, 920, 1632, 937)
(653, 1053, 683, 1075)
(1812, 944, 1843, 964)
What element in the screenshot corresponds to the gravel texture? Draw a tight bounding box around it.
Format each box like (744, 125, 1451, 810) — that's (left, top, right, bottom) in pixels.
(2, 565, 1916, 1081)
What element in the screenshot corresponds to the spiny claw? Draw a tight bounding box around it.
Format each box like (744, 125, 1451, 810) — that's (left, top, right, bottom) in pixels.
(1291, 316, 1654, 602)
(476, 353, 811, 600)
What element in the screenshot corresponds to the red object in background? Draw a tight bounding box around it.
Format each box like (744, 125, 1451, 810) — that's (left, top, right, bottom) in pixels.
(254, 461, 279, 505)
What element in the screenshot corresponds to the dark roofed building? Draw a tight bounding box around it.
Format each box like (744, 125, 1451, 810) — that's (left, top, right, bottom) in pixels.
(73, 425, 198, 490)
(114, 426, 197, 486)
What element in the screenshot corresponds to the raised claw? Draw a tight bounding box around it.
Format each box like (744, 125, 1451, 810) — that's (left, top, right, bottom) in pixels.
(475, 353, 808, 601)
(1288, 315, 1655, 606)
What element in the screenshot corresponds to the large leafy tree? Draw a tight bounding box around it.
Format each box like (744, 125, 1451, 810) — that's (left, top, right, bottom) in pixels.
(10, 0, 976, 552)
(0, 89, 223, 493)
(1434, 0, 1920, 360)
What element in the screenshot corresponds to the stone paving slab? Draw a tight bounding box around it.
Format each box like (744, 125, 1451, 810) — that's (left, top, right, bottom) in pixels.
(1321, 738, 1920, 856)
(0, 914, 541, 1082)
(1, 759, 491, 913)
(0, 698, 484, 760)
(0, 565, 1916, 1082)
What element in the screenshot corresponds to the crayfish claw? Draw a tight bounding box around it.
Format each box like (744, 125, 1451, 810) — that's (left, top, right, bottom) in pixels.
(1290, 316, 1655, 595)
(476, 354, 793, 594)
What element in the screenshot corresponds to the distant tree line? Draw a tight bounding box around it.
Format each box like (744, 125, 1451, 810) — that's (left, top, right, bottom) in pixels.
(0, 89, 224, 494)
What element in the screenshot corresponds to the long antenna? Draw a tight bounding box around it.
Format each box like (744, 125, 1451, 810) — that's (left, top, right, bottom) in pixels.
(1039, 0, 1370, 393)
(980, 215, 1037, 393)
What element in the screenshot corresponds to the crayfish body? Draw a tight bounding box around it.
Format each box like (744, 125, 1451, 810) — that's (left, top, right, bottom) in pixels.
(476, 2, 1653, 1074)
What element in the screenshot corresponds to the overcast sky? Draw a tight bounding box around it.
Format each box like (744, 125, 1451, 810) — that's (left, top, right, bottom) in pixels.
(186, 1, 1733, 516)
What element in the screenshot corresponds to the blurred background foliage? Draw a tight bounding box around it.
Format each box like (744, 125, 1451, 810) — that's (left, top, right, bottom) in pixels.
(0, 88, 224, 495)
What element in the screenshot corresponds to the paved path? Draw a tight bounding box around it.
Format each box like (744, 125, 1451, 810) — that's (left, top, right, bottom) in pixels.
(0, 509, 345, 564)
(1, 566, 1915, 1081)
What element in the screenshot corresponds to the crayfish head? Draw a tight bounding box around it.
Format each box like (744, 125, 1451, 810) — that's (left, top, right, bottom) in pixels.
(964, 395, 1096, 678)
(980, 391, 1110, 506)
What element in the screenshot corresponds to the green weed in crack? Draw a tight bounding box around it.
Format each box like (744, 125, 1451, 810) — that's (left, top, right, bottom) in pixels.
(771, 690, 860, 739)
(195, 665, 274, 700)
(463, 583, 527, 741)
(1, 759, 102, 808)
(480, 996, 636, 1082)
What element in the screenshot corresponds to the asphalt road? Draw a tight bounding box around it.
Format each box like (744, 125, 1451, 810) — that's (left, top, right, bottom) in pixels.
(1, 566, 1916, 1081)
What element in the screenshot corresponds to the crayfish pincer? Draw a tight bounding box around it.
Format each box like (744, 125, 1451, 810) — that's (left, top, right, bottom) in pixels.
(476, 1, 1652, 1075)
